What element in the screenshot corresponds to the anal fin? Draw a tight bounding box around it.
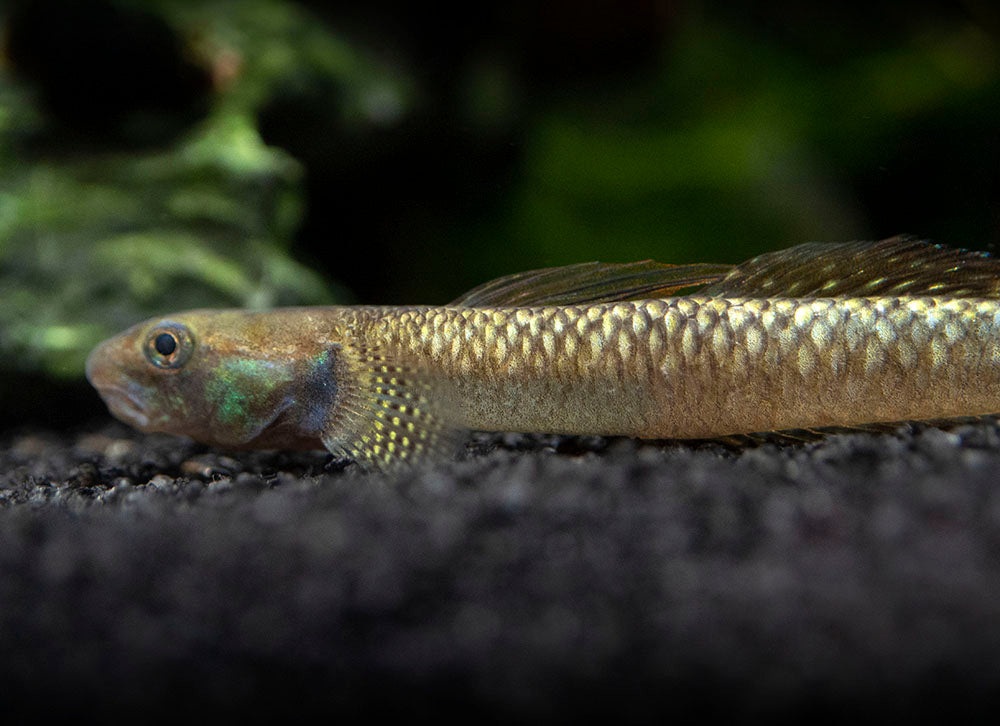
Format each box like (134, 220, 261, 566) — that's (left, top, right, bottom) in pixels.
(700, 415, 998, 450)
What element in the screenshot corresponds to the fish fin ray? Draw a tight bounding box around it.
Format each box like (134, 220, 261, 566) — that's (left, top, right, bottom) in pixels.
(450, 260, 733, 307)
(701, 416, 997, 450)
(321, 341, 463, 470)
(701, 235, 1000, 299)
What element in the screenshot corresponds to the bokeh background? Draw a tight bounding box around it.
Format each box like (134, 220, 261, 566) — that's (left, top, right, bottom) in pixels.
(1, 0, 998, 427)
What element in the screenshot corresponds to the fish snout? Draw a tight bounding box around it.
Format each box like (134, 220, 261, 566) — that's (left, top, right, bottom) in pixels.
(86, 338, 152, 429)
(84, 341, 105, 388)
(85, 338, 120, 390)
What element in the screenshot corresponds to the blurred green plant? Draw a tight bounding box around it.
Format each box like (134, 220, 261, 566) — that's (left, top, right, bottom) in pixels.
(0, 0, 411, 380)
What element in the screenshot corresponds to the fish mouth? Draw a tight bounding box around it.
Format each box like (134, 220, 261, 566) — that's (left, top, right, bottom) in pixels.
(93, 384, 151, 429)
(86, 339, 152, 429)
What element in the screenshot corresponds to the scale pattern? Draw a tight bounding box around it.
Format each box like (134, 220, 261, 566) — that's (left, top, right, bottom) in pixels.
(360, 295, 1000, 437)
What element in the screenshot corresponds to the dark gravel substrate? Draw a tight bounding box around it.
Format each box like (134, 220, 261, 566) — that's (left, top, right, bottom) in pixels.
(3, 420, 1000, 721)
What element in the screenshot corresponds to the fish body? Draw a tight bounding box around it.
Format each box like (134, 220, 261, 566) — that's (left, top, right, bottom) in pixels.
(86, 238, 1000, 466)
(364, 295, 1000, 438)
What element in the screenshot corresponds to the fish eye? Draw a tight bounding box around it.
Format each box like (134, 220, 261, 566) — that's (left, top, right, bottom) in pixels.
(144, 322, 194, 370)
(154, 333, 176, 356)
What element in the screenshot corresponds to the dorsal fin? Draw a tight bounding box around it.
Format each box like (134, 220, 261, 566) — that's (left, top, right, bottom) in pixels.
(451, 237, 999, 308)
(700, 236, 1000, 299)
(449, 260, 732, 307)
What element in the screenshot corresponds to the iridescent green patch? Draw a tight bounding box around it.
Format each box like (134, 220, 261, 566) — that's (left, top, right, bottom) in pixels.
(204, 358, 294, 434)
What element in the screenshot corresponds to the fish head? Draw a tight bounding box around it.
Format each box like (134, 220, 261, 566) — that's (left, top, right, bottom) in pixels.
(86, 309, 334, 449)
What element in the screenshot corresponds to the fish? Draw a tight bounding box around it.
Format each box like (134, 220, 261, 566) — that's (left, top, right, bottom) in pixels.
(86, 236, 1000, 468)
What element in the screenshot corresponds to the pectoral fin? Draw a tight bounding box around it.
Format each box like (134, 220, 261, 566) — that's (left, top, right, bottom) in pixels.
(321, 341, 462, 470)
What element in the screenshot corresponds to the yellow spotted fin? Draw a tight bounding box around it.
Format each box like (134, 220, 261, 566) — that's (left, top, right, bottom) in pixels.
(320, 340, 461, 470)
